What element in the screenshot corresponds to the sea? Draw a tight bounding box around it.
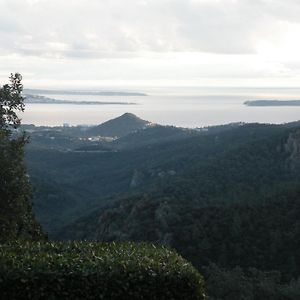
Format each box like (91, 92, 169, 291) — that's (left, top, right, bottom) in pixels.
(21, 87, 300, 128)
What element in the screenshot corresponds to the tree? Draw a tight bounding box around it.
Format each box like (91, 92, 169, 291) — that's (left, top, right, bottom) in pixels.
(0, 73, 43, 241)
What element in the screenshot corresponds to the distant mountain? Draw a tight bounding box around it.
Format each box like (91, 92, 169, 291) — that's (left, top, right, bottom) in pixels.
(24, 94, 136, 106)
(245, 100, 300, 106)
(24, 89, 147, 96)
(86, 113, 151, 137)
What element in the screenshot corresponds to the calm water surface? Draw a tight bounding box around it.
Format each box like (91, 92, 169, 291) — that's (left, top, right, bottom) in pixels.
(21, 87, 300, 127)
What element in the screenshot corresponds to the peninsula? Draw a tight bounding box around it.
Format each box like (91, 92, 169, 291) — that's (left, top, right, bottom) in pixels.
(244, 100, 300, 106)
(24, 94, 137, 105)
(24, 89, 147, 97)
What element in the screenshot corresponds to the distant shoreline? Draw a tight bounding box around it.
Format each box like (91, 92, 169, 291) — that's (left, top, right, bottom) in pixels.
(24, 94, 137, 105)
(244, 100, 300, 107)
(24, 89, 147, 97)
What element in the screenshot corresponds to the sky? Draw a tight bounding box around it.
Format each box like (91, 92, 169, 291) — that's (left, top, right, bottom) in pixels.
(1, 0, 300, 89)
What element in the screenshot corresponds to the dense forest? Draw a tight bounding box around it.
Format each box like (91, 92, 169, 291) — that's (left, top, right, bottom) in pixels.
(21, 111, 300, 298)
(2, 77, 298, 298)
(0, 74, 205, 300)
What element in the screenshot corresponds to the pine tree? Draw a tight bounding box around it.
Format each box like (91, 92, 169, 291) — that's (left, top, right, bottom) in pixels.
(0, 73, 43, 241)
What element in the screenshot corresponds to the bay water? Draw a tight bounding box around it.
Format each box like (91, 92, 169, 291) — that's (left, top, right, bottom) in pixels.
(21, 87, 300, 128)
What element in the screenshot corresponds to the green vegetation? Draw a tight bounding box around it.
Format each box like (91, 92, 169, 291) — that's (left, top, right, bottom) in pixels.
(0, 241, 205, 300)
(12, 79, 300, 299)
(0, 73, 42, 241)
(0, 75, 206, 299)
(24, 123, 300, 230)
(205, 264, 300, 300)
(59, 182, 300, 279)
(25, 117, 300, 298)
(27, 121, 298, 237)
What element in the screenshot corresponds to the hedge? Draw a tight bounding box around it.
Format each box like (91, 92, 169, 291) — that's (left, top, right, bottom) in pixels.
(0, 241, 205, 299)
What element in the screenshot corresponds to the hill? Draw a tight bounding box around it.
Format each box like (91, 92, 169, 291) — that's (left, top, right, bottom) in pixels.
(56, 123, 300, 281)
(27, 122, 300, 235)
(112, 125, 199, 150)
(24, 117, 300, 298)
(86, 113, 151, 137)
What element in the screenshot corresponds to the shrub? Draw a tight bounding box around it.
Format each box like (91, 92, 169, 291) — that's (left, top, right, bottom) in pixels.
(0, 241, 205, 299)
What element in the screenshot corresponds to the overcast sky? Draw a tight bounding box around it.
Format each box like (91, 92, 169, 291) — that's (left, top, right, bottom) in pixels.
(1, 0, 300, 89)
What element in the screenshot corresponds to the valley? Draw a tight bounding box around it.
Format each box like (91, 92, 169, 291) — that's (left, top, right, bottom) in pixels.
(24, 115, 300, 283)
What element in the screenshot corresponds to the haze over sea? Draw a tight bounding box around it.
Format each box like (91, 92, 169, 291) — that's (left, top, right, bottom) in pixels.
(22, 87, 300, 128)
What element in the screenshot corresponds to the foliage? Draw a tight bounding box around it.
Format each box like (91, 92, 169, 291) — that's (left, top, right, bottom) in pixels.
(37, 121, 300, 300)
(0, 73, 43, 241)
(205, 264, 300, 300)
(0, 241, 205, 300)
(60, 184, 300, 279)
(26, 122, 290, 234)
(21, 112, 300, 298)
(0, 73, 25, 129)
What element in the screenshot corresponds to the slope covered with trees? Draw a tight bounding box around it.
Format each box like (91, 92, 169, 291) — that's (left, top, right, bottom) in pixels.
(13, 80, 300, 298)
(51, 121, 300, 298)
(0, 74, 205, 299)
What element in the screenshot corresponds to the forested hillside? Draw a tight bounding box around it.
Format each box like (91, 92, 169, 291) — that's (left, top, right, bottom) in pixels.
(0, 75, 205, 300)
(56, 123, 300, 278)
(23, 114, 300, 298)
(26, 120, 299, 235)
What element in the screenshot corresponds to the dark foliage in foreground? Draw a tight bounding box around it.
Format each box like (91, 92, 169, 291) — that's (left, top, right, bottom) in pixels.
(0, 241, 205, 300)
(0, 74, 43, 241)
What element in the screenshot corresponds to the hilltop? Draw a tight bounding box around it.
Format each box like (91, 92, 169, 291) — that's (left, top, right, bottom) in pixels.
(86, 113, 152, 137)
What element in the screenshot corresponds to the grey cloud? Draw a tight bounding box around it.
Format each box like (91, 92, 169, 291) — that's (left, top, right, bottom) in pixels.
(0, 0, 300, 58)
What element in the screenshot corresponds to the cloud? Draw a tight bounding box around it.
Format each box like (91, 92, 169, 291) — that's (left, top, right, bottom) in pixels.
(1, 0, 300, 87)
(1, 0, 300, 59)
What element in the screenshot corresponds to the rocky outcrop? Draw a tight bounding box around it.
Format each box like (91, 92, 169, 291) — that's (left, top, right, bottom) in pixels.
(130, 168, 177, 188)
(285, 130, 300, 170)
